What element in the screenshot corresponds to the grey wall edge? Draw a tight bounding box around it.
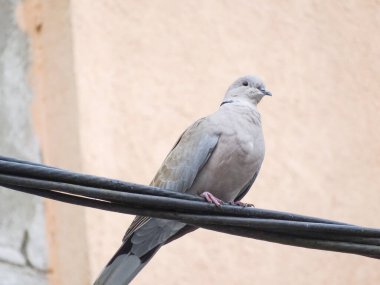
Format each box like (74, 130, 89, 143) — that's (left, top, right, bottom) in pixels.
(0, 0, 48, 284)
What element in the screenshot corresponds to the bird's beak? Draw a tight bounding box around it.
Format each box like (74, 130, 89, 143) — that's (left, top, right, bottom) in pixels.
(263, 90, 272, 96)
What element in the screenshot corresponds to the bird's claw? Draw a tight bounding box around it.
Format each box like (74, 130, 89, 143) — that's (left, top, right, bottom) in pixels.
(229, 201, 255, 208)
(200, 192, 224, 207)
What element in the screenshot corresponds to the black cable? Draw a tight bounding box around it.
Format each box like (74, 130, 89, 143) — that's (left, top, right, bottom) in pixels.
(2, 172, 379, 238)
(0, 158, 349, 225)
(3, 183, 380, 259)
(0, 156, 379, 260)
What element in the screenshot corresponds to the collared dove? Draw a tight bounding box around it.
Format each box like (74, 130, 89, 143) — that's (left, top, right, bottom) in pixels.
(94, 75, 271, 285)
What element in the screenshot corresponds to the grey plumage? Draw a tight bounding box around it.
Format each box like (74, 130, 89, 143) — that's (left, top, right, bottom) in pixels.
(94, 75, 271, 285)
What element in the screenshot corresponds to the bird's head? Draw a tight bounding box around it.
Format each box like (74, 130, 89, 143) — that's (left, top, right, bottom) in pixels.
(222, 75, 272, 106)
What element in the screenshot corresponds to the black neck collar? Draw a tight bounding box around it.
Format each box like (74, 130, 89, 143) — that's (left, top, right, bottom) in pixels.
(220, 100, 234, 106)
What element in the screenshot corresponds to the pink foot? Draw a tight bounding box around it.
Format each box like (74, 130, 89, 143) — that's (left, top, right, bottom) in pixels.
(230, 201, 255, 207)
(200, 192, 224, 206)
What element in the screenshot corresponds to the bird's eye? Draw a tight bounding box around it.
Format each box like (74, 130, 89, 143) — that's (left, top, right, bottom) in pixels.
(242, 81, 248, 86)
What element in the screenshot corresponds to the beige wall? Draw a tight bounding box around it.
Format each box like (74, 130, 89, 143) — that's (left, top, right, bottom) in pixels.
(26, 0, 380, 284)
(22, 0, 91, 284)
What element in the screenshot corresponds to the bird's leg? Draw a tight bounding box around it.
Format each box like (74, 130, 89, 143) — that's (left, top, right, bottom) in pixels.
(229, 201, 255, 207)
(200, 192, 224, 206)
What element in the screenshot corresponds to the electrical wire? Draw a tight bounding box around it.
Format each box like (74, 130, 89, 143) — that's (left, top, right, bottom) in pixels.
(0, 156, 379, 259)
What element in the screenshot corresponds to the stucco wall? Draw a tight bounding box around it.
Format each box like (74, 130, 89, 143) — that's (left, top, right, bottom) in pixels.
(0, 0, 48, 284)
(21, 0, 92, 284)
(67, 1, 380, 284)
(18, 0, 380, 285)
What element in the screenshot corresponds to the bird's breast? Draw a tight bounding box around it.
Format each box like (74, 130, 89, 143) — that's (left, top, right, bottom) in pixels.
(189, 122, 264, 202)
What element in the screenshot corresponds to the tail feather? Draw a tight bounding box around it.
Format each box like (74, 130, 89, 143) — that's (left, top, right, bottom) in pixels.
(94, 241, 160, 285)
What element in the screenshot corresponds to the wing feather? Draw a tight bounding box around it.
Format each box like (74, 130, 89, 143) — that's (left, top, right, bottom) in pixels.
(123, 118, 219, 241)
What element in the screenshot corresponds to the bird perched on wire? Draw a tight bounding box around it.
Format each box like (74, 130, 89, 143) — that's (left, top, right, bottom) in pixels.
(94, 75, 271, 285)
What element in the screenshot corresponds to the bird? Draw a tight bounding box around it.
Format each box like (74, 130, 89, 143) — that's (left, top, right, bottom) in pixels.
(94, 75, 271, 285)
